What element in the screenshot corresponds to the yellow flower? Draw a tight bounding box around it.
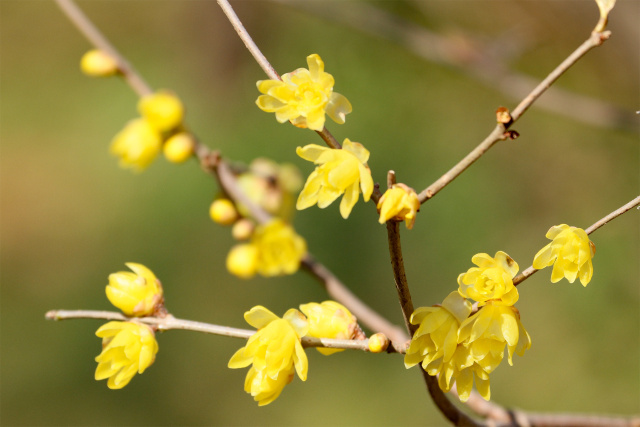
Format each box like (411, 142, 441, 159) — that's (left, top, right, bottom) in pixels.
(106, 263, 163, 317)
(163, 132, 195, 163)
(228, 306, 309, 406)
(138, 91, 184, 132)
(404, 292, 472, 372)
(94, 321, 158, 389)
(533, 224, 595, 286)
(377, 183, 421, 229)
(458, 301, 531, 370)
(299, 301, 362, 355)
(438, 344, 491, 402)
(110, 118, 162, 171)
(256, 54, 352, 131)
(227, 218, 307, 278)
(296, 139, 374, 219)
(80, 49, 119, 77)
(457, 251, 519, 306)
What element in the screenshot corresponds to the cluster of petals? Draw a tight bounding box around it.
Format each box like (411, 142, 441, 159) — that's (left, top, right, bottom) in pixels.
(377, 183, 421, 229)
(457, 251, 519, 306)
(106, 263, 163, 317)
(299, 301, 363, 355)
(256, 54, 352, 131)
(226, 219, 307, 279)
(110, 118, 162, 171)
(94, 321, 158, 389)
(533, 224, 595, 286)
(228, 306, 309, 406)
(110, 90, 187, 171)
(296, 139, 374, 219)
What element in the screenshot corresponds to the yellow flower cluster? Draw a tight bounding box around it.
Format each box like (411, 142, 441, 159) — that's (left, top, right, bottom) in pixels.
(226, 219, 307, 278)
(228, 306, 309, 406)
(95, 263, 163, 389)
(296, 139, 374, 219)
(533, 224, 595, 286)
(405, 252, 531, 402)
(229, 302, 360, 405)
(108, 90, 194, 171)
(256, 54, 352, 131)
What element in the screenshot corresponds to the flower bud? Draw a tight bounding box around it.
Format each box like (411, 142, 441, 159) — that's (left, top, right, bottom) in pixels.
(110, 118, 162, 171)
(163, 132, 194, 163)
(80, 49, 119, 77)
(299, 301, 360, 355)
(226, 244, 258, 279)
(138, 91, 184, 132)
(106, 263, 163, 317)
(232, 218, 255, 240)
(209, 199, 239, 226)
(368, 333, 389, 353)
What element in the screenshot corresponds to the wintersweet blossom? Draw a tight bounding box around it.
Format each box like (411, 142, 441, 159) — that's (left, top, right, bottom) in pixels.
(457, 251, 519, 306)
(110, 118, 162, 171)
(254, 219, 307, 276)
(377, 183, 421, 229)
(138, 91, 184, 132)
(299, 301, 362, 355)
(256, 54, 352, 131)
(94, 321, 158, 389)
(404, 292, 472, 373)
(438, 344, 491, 402)
(106, 263, 163, 317)
(228, 306, 309, 406)
(533, 224, 595, 286)
(458, 301, 531, 370)
(296, 139, 374, 219)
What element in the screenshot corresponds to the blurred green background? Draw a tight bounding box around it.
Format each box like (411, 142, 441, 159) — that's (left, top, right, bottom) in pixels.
(1, 1, 638, 425)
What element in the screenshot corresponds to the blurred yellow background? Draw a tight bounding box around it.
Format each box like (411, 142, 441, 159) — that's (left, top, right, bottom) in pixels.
(1, 1, 638, 425)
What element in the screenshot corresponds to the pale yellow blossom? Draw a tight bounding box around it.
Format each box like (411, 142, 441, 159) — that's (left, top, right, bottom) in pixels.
(110, 118, 162, 171)
(377, 183, 420, 229)
(296, 139, 374, 219)
(533, 224, 595, 286)
(299, 301, 361, 355)
(256, 54, 352, 131)
(457, 251, 519, 306)
(95, 321, 158, 389)
(138, 91, 184, 132)
(106, 263, 163, 317)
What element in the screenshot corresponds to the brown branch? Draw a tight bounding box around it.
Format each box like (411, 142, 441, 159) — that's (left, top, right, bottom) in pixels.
(513, 195, 640, 286)
(54, 0, 152, 97)
(45, 309, 402, 353)
(418, 29, 611, 204)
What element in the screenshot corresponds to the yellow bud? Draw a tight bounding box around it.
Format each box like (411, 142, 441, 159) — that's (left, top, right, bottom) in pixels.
(106, 263, 163, 316)
(80, 49, 119, 77)
(232, 218, 255, 240)
(209, 199, 239, 226)
(138, 91, 184, 132)
(163, 132, 194, 163)
(368, 333, 389, 353)
(226, 244, 258, 279)
(299, 300, 359, 355)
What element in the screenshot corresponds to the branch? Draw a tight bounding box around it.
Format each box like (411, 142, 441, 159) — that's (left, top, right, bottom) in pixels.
(216, 0, 342, 150)
(45, 309, 403, 353)
(513, 195, 640, 286)
(417, 30, 611, 204)
(54, 0, 152, 97)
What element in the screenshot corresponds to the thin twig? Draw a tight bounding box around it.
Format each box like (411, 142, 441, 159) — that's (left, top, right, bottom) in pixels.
(513, 195, 640, 286)
(216, 0, 280, 81)
(45, 309, 402, 353)
(54, 0, 152, 96)
(418, 30, 611, 204)
(386, 221, 482, 426)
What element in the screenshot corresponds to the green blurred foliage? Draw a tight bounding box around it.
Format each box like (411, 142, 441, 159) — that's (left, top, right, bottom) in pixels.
(1, 1, 638, 426)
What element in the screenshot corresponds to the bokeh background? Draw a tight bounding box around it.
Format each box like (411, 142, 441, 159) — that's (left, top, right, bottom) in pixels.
(1, 1, 638, 425)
